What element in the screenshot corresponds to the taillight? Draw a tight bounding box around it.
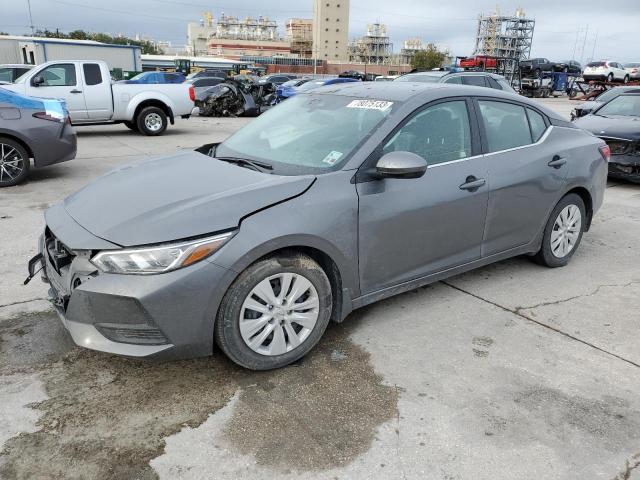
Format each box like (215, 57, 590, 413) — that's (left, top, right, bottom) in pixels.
(599, 145, 611, 162)
(33, 111, 66, 123)
(189, 85, 195, 102)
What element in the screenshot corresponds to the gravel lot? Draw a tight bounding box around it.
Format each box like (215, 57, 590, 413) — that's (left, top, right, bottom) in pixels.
(1, 99, 640, 480)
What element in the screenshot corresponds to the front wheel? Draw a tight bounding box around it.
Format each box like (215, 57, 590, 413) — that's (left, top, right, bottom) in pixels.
(533, 194, 586, 268)
(215, 253, 333, 370)
(607, 73, 614, 82)
(136, 106, 167, 136)
(623, 75, 630, 84)
(0, 137, 30, 187)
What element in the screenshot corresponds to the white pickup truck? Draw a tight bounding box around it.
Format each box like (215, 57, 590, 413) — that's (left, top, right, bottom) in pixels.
(3, 60, 197, 135)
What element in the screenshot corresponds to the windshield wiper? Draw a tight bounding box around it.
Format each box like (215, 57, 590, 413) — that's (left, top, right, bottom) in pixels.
(215, 156, 273, 172)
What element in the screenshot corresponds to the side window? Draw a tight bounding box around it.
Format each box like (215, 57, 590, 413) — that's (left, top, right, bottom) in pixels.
(486, 77, 501, 89)
(83, 63, 102, 86)
(478, 100, 532, 152)
(526, 108, 547, 142)
(443, 76, 463, 84)
(462, 75, 487, 87)
(37, 64, 76, 86)
(383, 100, 472, 165)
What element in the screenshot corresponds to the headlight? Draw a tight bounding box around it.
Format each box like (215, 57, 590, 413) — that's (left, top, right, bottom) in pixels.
(91, 232, 234, 275)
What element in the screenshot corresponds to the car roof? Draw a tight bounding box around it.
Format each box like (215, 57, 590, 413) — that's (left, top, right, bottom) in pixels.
(309, 82, 564, 119)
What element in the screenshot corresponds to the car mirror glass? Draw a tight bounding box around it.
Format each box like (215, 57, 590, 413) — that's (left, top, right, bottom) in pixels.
(32, 75, 44, 86)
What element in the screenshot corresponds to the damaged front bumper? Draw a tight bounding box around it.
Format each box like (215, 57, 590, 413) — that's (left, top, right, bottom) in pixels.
(28, 205, 234, 359)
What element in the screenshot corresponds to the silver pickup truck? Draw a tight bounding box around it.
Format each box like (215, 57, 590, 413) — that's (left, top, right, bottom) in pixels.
(4, 60, 197, 135)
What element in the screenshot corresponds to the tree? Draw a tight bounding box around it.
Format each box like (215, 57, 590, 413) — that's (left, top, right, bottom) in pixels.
(411, 43, 448, 71)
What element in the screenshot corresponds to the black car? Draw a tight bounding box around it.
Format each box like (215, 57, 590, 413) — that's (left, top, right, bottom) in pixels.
(339, 70, 366, 81)
(554, 60, 582, 75)
(520, 58, 555, 77)
(574, 92, 640, 183)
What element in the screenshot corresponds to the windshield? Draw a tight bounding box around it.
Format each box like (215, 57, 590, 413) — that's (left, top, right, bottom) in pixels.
(0, 68, 13, 82)
(282, 79, 303, 87)
(587, 62, 606, 67)
(596, 95, 640, 117)
(596, 89, 623, 103)
(216, 94, 397, 174)
(394, 73, 444, 83)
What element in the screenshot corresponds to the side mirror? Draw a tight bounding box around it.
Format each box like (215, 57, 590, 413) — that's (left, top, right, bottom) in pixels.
(375, 151, 428, 179)
(32, 75, 44, 86)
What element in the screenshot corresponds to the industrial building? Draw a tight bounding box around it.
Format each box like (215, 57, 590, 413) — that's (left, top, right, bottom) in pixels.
(399, 38, 423, 65)
(213, 14, 279, 41)
(473, 8, 535, 77)
(287, 18, 313, 58)
(348, 23, 393, 64)
(0, 35, 141, 72)
(312, 0, 350, 61)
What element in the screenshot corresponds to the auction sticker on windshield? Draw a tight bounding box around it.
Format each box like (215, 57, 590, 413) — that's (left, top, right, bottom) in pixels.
(322, 151, 343, 165)
(346, 100, 394, 111)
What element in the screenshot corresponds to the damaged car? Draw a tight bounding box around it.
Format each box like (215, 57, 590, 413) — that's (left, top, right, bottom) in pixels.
(574, 92, 640, 183)
(29, 82, 608, 370)
(197, 76, 276, 117)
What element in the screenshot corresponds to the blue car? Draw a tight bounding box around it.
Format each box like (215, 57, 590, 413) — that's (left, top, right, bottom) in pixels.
(275, 77, 359, 102)
(119, 71, 186, 84)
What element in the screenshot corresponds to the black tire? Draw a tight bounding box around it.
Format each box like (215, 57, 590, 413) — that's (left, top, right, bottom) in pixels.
(0, 137, 30, 187)
(623, 75, 630, 84)
(533, 193, 586, 268)
(215, 253, 333, 370)
(535, 68, 542, 78)
(124, 120, 138, 132)
(607, 73, 614, 83)
(135, 106, 167, 136)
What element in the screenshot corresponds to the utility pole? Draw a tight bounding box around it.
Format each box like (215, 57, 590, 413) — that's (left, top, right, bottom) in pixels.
(26, 0, 35, 35)
(590, 30, 599, 64)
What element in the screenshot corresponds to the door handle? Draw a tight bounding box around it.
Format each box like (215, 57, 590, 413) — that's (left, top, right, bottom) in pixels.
(459, 176, 486, 192)
(548, 155, 567, 168)
(69, 89, 83, 94)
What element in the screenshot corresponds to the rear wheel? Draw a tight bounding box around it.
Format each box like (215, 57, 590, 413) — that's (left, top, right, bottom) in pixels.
(607, 73, 614, 82)
(136, 106, 167, 136)
(0, 137, 30, 187)
(533, 194, 586, 268)
(623, 75, 630, 84)
(215, 253, 333, 370)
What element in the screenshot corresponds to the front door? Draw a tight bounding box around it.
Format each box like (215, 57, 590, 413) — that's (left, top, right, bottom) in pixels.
(26, 63, 88, 121)
(475, 99, 569, 256)
(357, 99, 489, 294)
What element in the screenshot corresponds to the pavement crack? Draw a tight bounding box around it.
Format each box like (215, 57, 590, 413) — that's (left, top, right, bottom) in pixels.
(441, 281, 640, 370)
(612, 452, 640, 480)
(515, 281, 640, 313)
(0, 298, 48, 309)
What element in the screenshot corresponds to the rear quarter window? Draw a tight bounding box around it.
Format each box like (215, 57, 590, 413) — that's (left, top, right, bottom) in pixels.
(83, 63, 102, 86)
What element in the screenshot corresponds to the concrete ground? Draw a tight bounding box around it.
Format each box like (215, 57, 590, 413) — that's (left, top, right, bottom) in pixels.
(1, 99, 639, 480)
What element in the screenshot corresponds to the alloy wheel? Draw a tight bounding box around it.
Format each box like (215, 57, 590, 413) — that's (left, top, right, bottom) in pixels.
(0, 143, 25, 184)
(550, 205, 582, 258)
(239, 272, 320, 356)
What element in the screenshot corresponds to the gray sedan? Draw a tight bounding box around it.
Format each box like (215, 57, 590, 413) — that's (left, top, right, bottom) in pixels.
(0, 87, 77, 186)
(29, 83, 608, 370)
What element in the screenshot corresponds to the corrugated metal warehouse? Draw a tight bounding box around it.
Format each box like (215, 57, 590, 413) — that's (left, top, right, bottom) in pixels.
(0, 36, 141, 72)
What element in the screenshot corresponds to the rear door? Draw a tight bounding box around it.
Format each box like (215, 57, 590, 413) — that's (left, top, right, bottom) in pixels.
(25, 63, 88, 121)
(82, 63, 112, 121)
(357, 98, 489, 293)
(475, 98, 569, 256)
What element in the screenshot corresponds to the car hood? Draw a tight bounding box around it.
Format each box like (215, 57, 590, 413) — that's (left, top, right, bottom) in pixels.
(574, 100, 600, 111)
(62, 151, 315, 247)
(574, 115, 640, 140)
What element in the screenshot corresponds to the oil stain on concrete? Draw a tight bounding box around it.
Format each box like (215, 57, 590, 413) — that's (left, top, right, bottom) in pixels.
(0, 312, 398, 479)
(222, 323, 399, 471)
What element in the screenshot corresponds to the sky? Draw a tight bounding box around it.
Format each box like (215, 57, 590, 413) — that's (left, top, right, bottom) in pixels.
(2, 0, 639, 63)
